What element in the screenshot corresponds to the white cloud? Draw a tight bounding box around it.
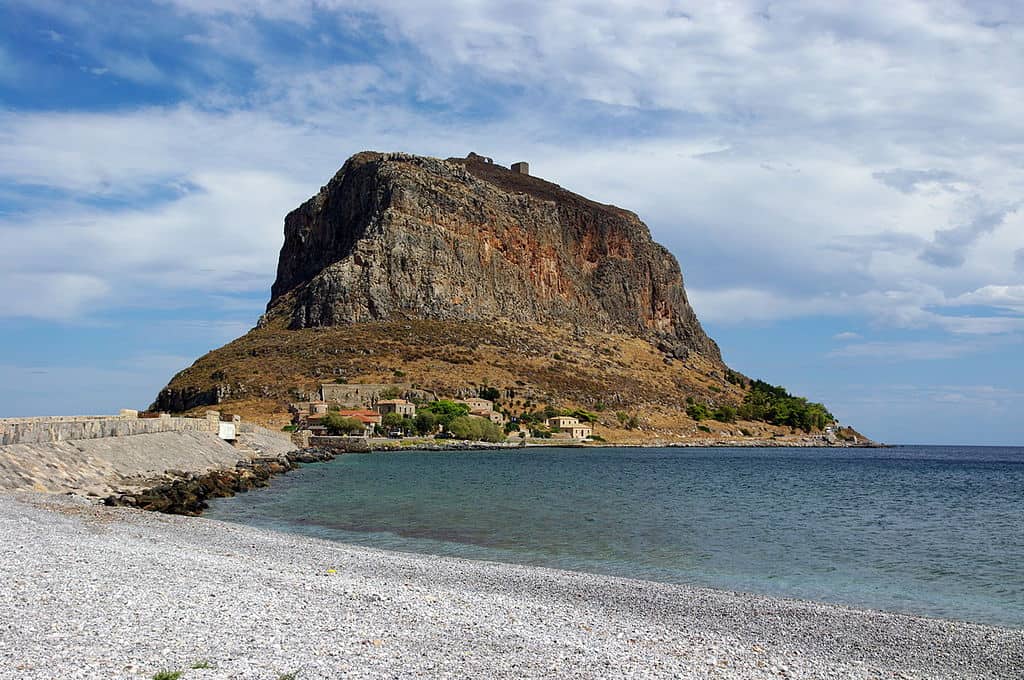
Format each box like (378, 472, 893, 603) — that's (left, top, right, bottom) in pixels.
(949, 284, 1024, 313)
(687, 288, 840, 324)
(1, 0, 1022, 339)
(846, 382, 1024, 405)
(0, 168, 312, 320)
(827, 339, 988, 361)
(0, 273, 110, 321)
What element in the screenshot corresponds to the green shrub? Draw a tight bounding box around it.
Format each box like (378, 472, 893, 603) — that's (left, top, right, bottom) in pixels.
(281, 425, 297, 432)
(153, 672, 182, 680)
(566, 408, 598, 423)
(712, 405, 737, 423)
(414, 411, 438, 435)
(447, 416, 505, 442)
(697, 425, 711, 433)
(686, 402, 711, 421)
(725, 369, 747, 387)
(323, 412, 365, 435)
(381, 412, 405, 431)
(421, 400, 470, 426)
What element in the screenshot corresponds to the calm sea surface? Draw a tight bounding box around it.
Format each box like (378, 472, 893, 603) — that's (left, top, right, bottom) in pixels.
(205, 446, 1024, 628)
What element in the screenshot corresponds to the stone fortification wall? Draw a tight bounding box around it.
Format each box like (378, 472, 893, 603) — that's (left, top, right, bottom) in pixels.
(319, 383, 436, 406)
(0, 413, 216, 446)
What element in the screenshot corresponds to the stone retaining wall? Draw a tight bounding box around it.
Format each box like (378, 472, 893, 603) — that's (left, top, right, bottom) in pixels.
(0, 414, 216, 446)
(0, 427, 296, 495)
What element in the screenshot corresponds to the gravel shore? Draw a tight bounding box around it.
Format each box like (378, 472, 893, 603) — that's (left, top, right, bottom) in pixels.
(1, 493, 1020, 679)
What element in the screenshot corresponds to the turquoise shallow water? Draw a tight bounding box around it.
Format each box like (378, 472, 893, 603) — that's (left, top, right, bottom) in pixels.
(205, 446, 1024, 628)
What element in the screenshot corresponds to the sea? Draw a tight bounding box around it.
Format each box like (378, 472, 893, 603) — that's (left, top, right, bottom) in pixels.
(205, 445, 1024, 629)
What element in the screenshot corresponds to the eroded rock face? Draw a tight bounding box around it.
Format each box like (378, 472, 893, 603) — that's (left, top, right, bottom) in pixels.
(267, 152, 721, 361)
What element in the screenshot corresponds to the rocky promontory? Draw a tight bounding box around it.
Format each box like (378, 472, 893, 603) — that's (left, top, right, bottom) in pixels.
(154, 152, 857, 444)
(267, 152, 719, 361)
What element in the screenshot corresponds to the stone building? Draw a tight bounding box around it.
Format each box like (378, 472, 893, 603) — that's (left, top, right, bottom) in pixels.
(288, 400, 329, 424)
(334, 409, 383, 438)
(546, 415, 592, 439)
(457, 397, 494, 412)
(320, 383, 434, 408)
(377, 399, 416, 417)
(511, 161, 529, 175)
(470, 409, 505, 425)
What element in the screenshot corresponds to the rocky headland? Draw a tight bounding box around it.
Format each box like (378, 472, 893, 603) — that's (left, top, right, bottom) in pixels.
(154, 152, 868, 444)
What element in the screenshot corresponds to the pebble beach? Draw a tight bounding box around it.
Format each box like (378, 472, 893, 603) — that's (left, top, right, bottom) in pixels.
(1, 492, 1020, 680)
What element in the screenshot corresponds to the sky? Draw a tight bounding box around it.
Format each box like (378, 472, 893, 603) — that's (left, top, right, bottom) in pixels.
(1, 1, 1022, 445)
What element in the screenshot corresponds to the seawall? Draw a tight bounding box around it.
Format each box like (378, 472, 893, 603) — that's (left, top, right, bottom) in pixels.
(0, 412, 295, 497)
(0, 411, 230, 446)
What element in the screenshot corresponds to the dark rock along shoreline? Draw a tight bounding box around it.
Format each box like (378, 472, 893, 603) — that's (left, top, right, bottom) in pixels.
(103, 441, 515, 515)
(104, 447, 337, 516)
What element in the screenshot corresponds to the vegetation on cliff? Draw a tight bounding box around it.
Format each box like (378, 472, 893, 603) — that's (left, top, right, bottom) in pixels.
(739, 380, 835, 432)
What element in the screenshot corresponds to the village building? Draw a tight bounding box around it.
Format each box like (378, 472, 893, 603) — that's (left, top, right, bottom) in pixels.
(457, 397, 505, 426)
(288, 400, 329, 424)
(333, 409, 383, 438)
(457, 397, 494, 412)
(546, 415, 593, 439)
(470, 409, 505, 425)
(377, 399, 416, 417)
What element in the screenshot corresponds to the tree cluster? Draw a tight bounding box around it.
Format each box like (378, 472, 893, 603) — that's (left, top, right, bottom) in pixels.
(419, 399, 470, 426)
(322, 412, 366, 435)
(685, 400, 737, 423)
(738, 380, 834, 431)
(446, 415, 505, 442)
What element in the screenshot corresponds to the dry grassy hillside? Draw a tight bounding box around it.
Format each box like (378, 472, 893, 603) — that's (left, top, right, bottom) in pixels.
(156, 315, 847, 444)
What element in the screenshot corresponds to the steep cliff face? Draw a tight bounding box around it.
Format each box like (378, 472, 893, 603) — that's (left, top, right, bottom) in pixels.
(267, 152, 720, 362)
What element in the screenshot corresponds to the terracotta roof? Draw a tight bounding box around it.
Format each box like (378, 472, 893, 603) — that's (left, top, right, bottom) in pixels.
(335, 409, 382, 424)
